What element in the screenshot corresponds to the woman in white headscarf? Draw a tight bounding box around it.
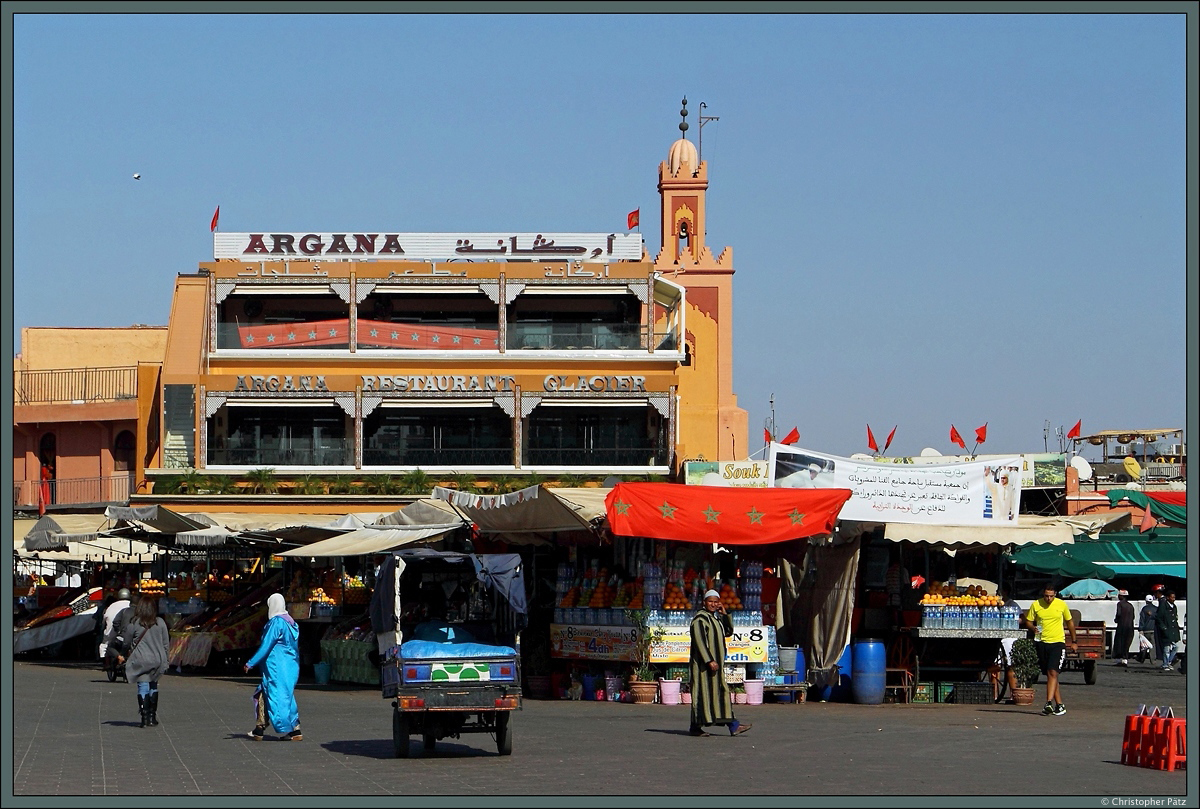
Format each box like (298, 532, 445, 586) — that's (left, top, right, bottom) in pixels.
(244, 592, 302, 740)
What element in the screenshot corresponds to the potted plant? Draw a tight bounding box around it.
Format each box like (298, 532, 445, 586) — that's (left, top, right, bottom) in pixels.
(731, 683, 747, 704)
(1009, 638, 1040, 706)
(628, 608, 665, 703)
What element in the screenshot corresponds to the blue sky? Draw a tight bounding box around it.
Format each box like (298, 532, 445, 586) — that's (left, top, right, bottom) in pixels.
(10, 12, 1189, 459)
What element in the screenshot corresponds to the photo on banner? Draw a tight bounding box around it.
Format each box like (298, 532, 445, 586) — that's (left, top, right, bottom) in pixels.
(767, 443, 1022, 526)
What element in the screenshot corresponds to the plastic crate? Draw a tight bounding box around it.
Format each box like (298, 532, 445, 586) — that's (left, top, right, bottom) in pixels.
(912, 682, 934, 704)
(951, 682, 993, 705)
(935, 682, 955, 703)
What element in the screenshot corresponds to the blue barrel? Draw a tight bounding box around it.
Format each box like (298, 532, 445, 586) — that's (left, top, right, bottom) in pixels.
(815, 644, 853, 702)
(851, 638, 886, 705)
(795, 646, 806, 684)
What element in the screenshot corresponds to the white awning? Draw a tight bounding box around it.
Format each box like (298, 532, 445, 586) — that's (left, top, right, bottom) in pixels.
(431, 485, 608, 535)
(278, 524, 460, 557)
(883, 515, 1075, 548)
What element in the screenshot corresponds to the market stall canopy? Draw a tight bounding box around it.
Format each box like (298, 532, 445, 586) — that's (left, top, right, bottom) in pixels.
(1105, 489, 1187, 525)
(377, 498, 466, 526)
(278, 524, 461, 557)
(1067, 528, 1186, 577)
(1006, 545, 1115, 579)
(883, 514, 1076, 547)
(175, 525, 243, 547)
(1029, 512, 1130, 537)
(104, 504, 211, 534)
(21, 515, 105, 550)
(15, 516, 159, 562)
(605, 482, 852, 545)
(432, 485, 608, 536)
(1058, 578, 1120, 599)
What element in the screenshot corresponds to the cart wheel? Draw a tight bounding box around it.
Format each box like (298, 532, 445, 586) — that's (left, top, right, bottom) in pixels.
(392, 709, 410, 759)
(495, 712, 512, 756)
(422, 731, 436, 753)
(1084, 661, 1097, 685)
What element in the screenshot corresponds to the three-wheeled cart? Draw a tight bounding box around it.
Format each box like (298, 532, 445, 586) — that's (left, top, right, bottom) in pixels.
(373, 549, 526, 757)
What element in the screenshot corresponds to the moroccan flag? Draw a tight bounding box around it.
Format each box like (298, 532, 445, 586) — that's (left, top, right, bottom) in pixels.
(1067, 419, 1082, 439)
(781, 427, 800, 445)
(1140, 502, 1156, 534)
(627, 209, 639, 230)
(975, 423, 988, 444)
(884, 425, 897, 452)
(949, 425, 966, 449)
(605, 482, 853, 545)
(867, 425, 879, 453)
(210, 205, 220, 232)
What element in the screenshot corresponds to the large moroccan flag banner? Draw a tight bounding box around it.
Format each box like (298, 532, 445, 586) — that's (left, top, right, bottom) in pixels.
(605, 482, 852, 545)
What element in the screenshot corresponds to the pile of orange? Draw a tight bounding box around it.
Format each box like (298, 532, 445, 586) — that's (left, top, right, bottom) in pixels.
(663, 582, 693, 611)
(588, 580, 617, 608)
(720, 583, 743, 611)
(558, 586, 581, 607)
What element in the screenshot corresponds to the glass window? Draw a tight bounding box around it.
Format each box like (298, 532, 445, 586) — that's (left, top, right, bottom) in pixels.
(525, 406, 665, 466)
(364, 407, 512, 466)
(208, 406, 349, 466)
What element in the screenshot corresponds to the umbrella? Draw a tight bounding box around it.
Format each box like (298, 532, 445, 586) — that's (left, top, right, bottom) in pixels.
(1006, 545, 1116, 580)
(1058, 578, 1120, 600)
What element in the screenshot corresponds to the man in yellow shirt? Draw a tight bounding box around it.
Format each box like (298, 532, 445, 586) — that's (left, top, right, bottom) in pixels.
(1021, 585, 1077, 716)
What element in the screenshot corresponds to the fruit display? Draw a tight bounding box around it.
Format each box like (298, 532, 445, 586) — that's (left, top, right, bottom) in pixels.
(139, 578, 166, 597)
(309, 587, 336, 605)
(920, 583, 1002, 606)
(719, 582, 743, 611)
(663, 582, 692, 611)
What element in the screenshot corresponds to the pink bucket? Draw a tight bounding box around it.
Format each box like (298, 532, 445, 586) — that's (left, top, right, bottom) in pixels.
(658, 679, 682, 705)
(744, 679, 764, 705)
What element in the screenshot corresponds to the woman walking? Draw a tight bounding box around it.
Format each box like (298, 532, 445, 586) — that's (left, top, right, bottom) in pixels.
(244, 593, 302, 741)
(115, 594, 170, 727)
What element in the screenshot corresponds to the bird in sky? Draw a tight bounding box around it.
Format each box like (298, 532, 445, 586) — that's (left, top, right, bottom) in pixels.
(132, 173, 141, 180)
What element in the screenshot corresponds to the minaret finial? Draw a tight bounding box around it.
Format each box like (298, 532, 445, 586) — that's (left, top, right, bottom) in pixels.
(679, 97, 689, 138)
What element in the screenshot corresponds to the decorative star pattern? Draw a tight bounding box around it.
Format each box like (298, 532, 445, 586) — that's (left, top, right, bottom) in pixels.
(614, 499, 632, 515)
(745, 507, 765, 525)
(658, 501, 678, 520)
(703, 505, 721, 523)
(788, 509, 806, 525)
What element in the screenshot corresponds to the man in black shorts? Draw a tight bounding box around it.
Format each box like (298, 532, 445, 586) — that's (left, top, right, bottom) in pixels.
(1021, 585, 1077, 716)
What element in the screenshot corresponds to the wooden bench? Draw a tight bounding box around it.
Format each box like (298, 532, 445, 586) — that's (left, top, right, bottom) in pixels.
(762, 684, 807, 704)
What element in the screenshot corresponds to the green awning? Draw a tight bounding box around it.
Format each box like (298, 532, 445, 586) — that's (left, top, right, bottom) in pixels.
(1105, 489, 1187, 525)
(1067, 528, 1186, 578)
(1006, 545, 1115, 579)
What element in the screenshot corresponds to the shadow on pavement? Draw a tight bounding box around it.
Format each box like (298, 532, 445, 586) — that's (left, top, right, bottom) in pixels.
(103, 720, 145, 728)
(322, 739, 497, 759)
(643, 728, 707, 736)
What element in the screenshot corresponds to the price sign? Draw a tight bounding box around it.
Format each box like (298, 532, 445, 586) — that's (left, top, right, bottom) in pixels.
(550, 624, 640, 661)
(649, 626, 770, 664)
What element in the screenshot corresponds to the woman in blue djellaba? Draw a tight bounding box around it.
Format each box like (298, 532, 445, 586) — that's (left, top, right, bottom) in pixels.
(244, 593, 302, 741)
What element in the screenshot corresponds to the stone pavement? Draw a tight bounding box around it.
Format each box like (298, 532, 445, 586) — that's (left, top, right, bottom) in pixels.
(6, 658, 1189, 799)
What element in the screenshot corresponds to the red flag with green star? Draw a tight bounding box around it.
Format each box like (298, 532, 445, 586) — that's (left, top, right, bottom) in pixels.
(605, 482, 852, 545)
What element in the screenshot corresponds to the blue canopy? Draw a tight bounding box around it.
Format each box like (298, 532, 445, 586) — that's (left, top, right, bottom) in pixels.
(1058, 578, 1119, 600)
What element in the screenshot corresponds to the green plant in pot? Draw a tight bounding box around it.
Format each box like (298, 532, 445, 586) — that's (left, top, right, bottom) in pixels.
(628, 608, 666, 683)
(1009, 637, 1040, 705)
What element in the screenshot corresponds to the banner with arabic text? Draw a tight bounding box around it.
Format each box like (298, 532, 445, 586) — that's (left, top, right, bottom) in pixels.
(767, 444, 1022, 526)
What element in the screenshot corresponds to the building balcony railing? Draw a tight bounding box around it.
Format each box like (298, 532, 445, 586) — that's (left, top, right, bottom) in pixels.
(362, 447, 514, 466)
(506, 323, 646, 351)
(13, 474, 135, 509)
(15, 366, 138, 405)
(524, 447, 667, 466)
(207, 445, 352, 467)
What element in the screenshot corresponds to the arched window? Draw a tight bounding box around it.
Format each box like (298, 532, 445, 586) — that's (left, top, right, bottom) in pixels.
(114, 430, 136, 472)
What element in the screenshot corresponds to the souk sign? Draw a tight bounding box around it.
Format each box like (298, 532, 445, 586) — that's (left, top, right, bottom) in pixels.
(214, 232, 644, 262)
(683, 461, 771, 488)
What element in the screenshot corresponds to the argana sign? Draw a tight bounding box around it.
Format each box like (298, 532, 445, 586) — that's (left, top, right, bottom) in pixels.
(767, 443, 1022, 526)
(214, 232, 644, 262)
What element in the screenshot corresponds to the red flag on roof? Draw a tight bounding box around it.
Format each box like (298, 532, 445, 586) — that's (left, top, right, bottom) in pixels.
(764, 428, 773, 445)
(1139, 502, 1157, 534)
(867, 425, 879, 453)
(781, 427, 800, 445)
(1067, 419, 1082, 440)
(627, 209, 639, 230)
(949, 425, 966, 449)
(883, 425, 897, 453)
(605, 483, 853, 545)
(975, 423, 988, 444)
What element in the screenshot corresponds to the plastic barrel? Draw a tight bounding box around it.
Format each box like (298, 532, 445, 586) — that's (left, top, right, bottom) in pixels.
(313, 661, 332, 685)
(581, 673, 601, 700)
(815, 644, 853, 702)
(778, 646, 798, 673)
(851, 638, 886, 705)
(795, 647, 807, 683)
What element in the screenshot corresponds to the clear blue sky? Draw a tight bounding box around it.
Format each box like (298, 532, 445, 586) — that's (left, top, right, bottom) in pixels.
(11, 11, 1190, 459)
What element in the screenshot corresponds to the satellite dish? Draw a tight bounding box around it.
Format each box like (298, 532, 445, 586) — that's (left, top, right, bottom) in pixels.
(849, 453, 873, 461)
(920, 447, 941, 457)
(1070, 455, 1093, 482)
(601, 475, 623, 488)
(1123, 456, 1142, 481)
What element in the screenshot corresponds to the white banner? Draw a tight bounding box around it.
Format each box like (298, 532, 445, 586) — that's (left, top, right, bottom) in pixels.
(767, 443, 1022, 525)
